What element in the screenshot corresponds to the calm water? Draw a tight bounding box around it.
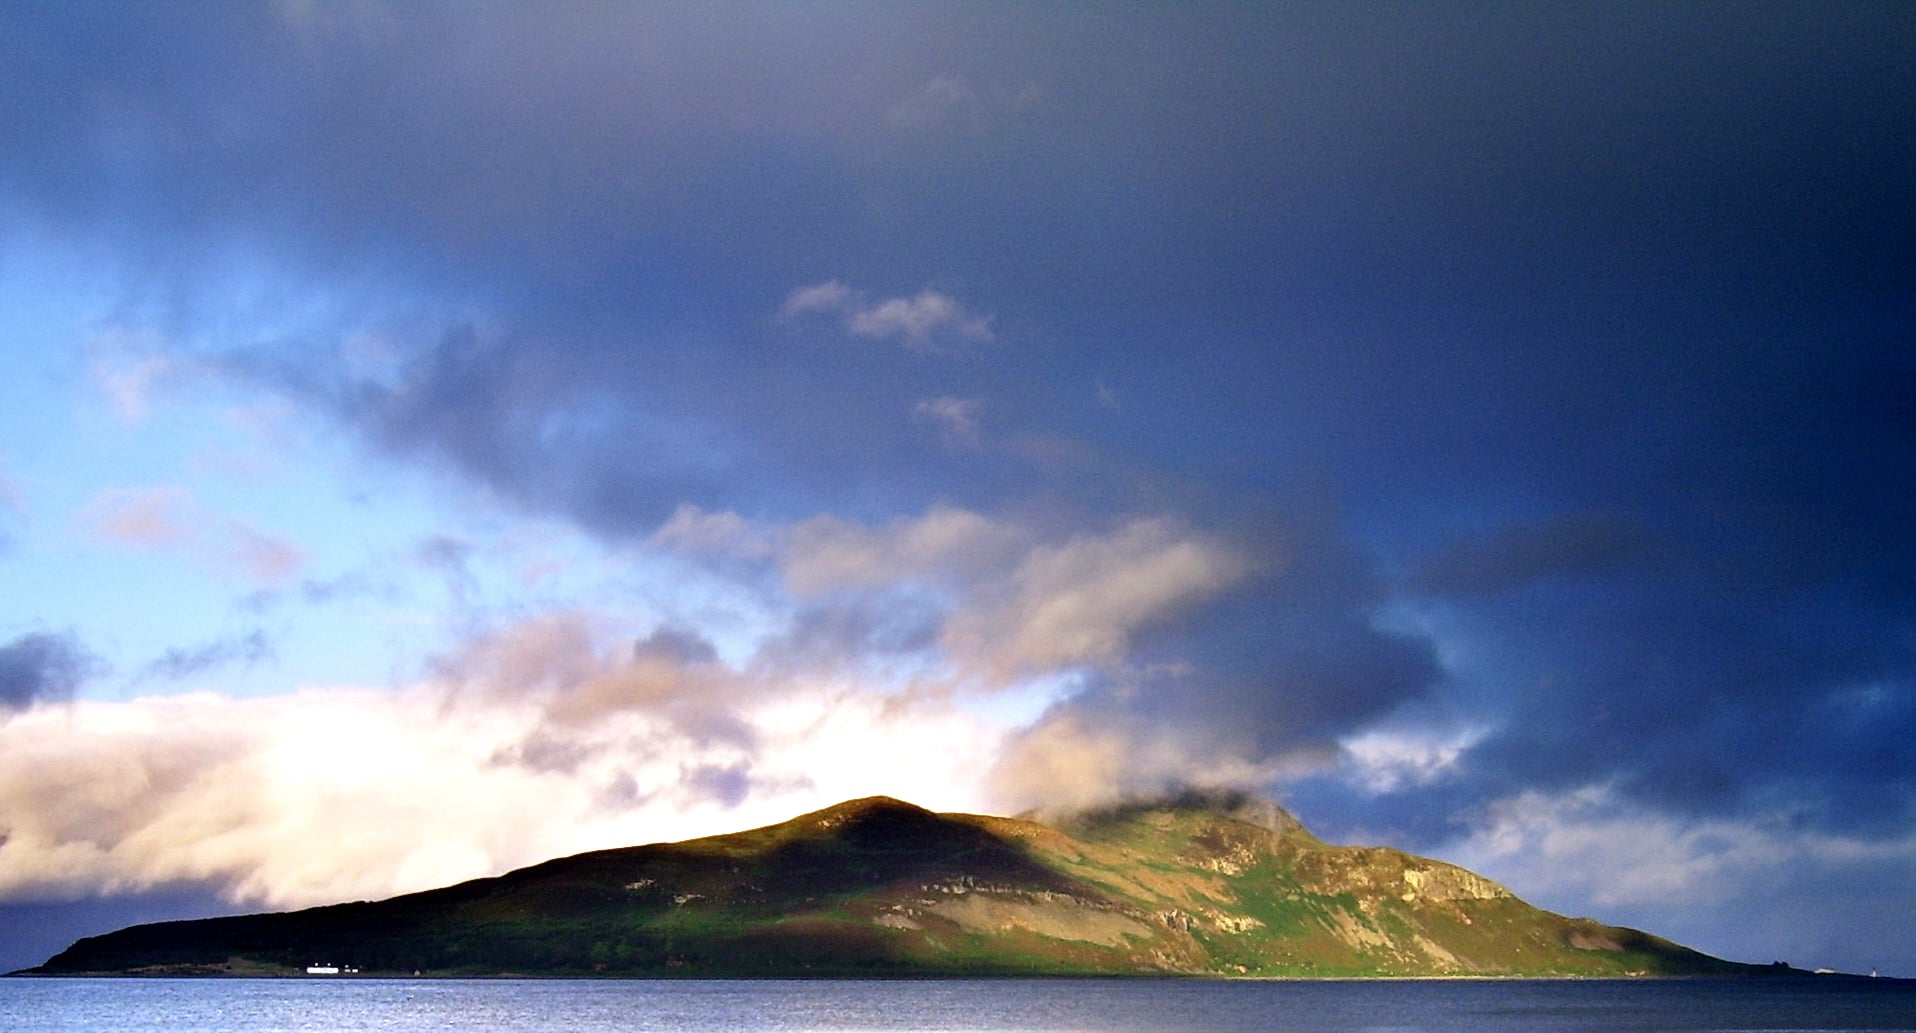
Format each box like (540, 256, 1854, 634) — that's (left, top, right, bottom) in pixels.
(3, 977, 1914, 1033)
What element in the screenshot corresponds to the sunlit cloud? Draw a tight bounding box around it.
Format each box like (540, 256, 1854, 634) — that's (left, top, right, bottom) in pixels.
(0, 615, 1009, 909)
(1336, 722, 1489, 794)
(647, 503, 1264, 814)
(940, 516, 1251, 679)
(986, 709, 1293, 818)
(774, 506, 1251, 683)
(84, 486, 196, 548)
(224, 525, 307, 587)
(780, 505, 1026, 597)
(649, 504, 776, 562)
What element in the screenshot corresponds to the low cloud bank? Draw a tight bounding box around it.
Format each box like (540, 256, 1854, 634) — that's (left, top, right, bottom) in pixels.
(0, 626, 1001, 910)
(0, 502, 1260, 911)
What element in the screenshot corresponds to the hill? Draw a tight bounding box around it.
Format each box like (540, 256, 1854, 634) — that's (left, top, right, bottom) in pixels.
(24, 795, 1759, 977)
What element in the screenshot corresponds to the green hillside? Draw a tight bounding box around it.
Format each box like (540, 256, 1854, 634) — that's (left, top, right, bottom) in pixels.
(26, 795, 1757, 977)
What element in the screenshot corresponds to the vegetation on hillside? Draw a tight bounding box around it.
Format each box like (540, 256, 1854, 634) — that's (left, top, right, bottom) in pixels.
(27, 795, 1757, 978)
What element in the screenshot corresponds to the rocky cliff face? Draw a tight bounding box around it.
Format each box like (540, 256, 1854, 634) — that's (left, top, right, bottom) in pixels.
(28, 795, 1752, 978)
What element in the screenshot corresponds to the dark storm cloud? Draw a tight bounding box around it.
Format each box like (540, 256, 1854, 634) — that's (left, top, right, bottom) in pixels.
(3, 0, 1912, 864)
(1410, 514, 1656, 599)
(0, 632, 97, 711)
(985, 502, 1449, 812)
(13, 3, 1905, 528)
(1290, 550, 1916, 849)
(1140, 510, 1443, 756)
(1454, 578, 1916, 830)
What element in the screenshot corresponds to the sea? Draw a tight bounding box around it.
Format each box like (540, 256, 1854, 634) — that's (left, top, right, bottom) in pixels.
(3, 976, 1914, 1033)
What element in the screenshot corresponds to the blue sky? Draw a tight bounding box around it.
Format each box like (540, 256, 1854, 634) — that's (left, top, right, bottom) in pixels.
(1, 2, 1912, 975)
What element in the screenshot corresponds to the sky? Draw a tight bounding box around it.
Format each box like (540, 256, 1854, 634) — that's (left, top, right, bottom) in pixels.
(0, 1, 1911, 977)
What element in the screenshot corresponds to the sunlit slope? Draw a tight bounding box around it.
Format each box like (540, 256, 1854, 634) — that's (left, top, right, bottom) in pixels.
(29, 796, 1752, 977)
(990, 798, 1738, 977)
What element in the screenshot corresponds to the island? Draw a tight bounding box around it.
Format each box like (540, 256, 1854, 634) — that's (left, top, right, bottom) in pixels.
(24, 794, 1775, 978)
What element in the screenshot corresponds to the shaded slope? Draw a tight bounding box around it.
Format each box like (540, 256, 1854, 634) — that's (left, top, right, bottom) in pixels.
(29, 795, 1756, 977)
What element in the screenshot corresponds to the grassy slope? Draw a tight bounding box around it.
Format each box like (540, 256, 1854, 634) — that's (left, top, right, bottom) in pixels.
(28, 796, 1755, 977)
(1007, 801, 1741, 977)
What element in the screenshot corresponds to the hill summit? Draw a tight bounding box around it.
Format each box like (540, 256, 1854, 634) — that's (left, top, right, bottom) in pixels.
(27, 795, 1755, 977)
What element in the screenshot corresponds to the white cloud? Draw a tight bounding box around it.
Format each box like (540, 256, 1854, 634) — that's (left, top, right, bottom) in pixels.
(942, 516, 1250, 678)
(781, 504, 1025, 597)
(887, 74, 974, 129)
(0, 616, 1007, 909)
(850, 291, 993, 349)
(913, 396, 983, 447)
(778, 281, 993, 352)
(1336, 721, 1489, 793)
(649, 504, 775, 561)
(0, 502, 1265, 911)
(1442, 783, 1916, 913)
(775, 279, 855, 321)
(667, 505, 1251, 680)
(985, 709, 1287, 818)
(781, 506, 1250, 682)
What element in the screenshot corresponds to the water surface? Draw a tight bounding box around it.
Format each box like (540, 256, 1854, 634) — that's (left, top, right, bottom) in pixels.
(4, 976, 1914, 1032)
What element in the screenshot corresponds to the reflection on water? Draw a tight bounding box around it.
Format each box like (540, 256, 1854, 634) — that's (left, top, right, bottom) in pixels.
(2, 977, 1914, 1033)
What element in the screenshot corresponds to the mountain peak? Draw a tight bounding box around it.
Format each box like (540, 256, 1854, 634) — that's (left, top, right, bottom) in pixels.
(800, 795, 930, 826)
